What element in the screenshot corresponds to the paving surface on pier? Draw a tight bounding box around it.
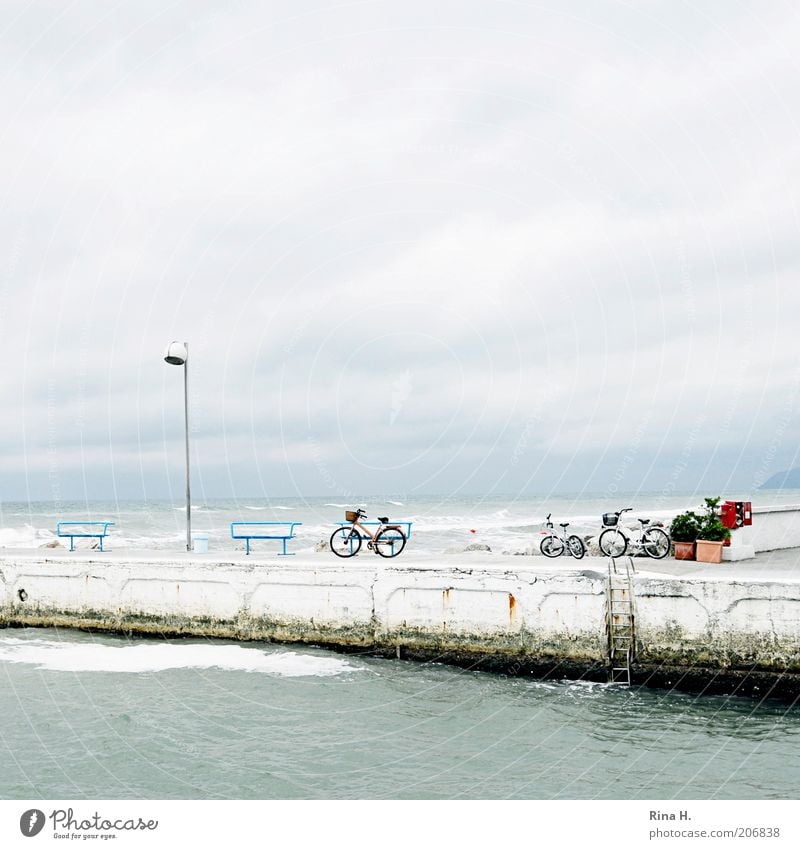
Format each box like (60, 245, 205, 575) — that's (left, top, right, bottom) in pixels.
(2, 546, 799, 580)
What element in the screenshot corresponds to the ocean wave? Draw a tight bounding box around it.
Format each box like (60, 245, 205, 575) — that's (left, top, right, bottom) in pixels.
(0, 638, 357, 677)
(0, 525, 55, 549)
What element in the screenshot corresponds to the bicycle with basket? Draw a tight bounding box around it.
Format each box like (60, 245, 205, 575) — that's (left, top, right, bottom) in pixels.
(330, 508, 408, 558)
(598, 507, 670, 559)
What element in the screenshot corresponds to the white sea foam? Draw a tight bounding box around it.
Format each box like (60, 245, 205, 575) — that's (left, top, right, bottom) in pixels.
(0, 638, 356, 676)
(387, 500, 404, 506)
(272, 505, 291, 510)
(324, 503, 350, 508)
(0, 525, 55, 549)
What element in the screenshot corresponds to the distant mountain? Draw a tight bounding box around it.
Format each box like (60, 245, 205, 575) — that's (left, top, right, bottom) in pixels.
(759, 468, 800, 489)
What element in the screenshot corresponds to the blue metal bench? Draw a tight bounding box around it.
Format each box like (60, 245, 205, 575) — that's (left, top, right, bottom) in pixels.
(56, 522, 115, 552)
(230, 522, 302, 555)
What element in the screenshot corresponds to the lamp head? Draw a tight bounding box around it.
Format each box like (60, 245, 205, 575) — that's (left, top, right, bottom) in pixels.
(164, 341, 188, 365)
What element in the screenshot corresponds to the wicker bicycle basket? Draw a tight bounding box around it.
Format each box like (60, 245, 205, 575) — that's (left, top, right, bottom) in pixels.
(602, 512, 618, 527)
(345, 511, 358, 522)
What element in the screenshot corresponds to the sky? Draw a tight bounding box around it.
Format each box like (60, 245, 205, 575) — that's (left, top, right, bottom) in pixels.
(1, 0, 799, 502)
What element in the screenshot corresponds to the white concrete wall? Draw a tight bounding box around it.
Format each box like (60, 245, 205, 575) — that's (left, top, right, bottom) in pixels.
(738, 504, 800, 552)
(2, 552, 800, 674)
(634, 576, 800, 668)
(0, 555, 606, 658)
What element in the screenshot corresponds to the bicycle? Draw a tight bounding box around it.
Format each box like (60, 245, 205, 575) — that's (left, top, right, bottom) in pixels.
(330, 509, 407, 558)
(539, 514, 586, 559)
(598, 508, 670, 559)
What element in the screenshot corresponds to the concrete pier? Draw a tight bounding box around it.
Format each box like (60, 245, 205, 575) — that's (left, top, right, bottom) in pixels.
(2, 548, 800, 700)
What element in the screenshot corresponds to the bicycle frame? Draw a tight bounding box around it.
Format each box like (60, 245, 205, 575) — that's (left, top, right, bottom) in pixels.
(544, 526, 571, 548)
(352, 518, 382, 542)
(603, 523, 648, 552)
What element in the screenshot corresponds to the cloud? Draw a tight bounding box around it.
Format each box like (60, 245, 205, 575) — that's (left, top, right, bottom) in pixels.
(1, 1, 799, 499)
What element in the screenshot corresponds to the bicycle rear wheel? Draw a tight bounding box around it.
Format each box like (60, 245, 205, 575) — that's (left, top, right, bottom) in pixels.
(642, 527, 670, 559)
(567, 535, 586, 559)
(540, 535, 564, 557)
(374, 527, 406, 558)
(330, 526, 362, 557)
(599, 528, 627, 557)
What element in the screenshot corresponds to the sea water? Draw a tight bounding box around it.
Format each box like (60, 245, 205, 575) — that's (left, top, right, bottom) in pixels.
(2, 490, 799, 554)
(1, 628, 798, 800)
(3, 494, 800, 799)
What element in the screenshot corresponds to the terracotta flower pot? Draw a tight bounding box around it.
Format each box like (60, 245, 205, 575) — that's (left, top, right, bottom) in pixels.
(674, 540, 695, 561)
(695, 539, 724, 564)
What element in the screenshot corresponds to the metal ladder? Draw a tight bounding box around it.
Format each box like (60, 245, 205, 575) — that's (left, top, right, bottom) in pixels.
(606, 556, 636, 685)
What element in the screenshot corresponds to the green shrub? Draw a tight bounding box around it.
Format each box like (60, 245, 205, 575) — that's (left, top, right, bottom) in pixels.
(697, 497, 731, 542)
(669, 510, 700, 542)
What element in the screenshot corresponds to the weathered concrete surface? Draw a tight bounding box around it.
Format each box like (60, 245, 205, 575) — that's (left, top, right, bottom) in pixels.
(2, 548, 800, 699)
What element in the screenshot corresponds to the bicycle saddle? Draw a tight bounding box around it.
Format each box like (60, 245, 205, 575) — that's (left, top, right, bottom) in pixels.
(638, 518, 650, 524)
(378, 516, 389, 523)
(560, 522, 569, 528)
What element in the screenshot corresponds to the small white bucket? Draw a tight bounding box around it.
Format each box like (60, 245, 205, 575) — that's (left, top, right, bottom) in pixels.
(192, 533, 209, 554)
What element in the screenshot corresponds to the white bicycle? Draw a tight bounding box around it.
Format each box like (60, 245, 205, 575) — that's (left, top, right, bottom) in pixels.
(539, 514, 586, 559)
(598, 508, 670, 559)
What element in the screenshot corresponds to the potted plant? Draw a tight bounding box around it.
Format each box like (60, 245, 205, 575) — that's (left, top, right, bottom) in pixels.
(695, 497, 731, 564)
(669, 510, 700, 560)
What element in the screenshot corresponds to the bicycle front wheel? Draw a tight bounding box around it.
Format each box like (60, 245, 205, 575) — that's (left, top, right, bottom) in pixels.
(642, 527, 670, 559)
(330, 526, 362, 557)
(540, 535, 564, 557)
(599, 528, 627, 557)
(374, 527, 406, 558)
(567, 535, 586, 559)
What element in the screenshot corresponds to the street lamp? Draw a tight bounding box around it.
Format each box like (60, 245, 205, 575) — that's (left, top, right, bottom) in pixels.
(164, 341, 191, 551)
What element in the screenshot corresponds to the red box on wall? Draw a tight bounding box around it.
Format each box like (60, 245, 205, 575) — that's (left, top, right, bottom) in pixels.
(721, 500, 752, 529)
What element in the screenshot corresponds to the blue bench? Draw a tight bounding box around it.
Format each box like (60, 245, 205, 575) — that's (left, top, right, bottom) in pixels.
(230, 522, 302, 555)
(56, 522, 115, 552)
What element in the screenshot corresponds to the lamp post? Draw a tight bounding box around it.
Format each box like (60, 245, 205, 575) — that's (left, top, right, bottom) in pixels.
(164, 341, 191, 551)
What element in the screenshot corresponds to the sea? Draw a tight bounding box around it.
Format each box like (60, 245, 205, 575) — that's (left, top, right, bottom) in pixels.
(1, 628, 799, 799)
(2, 490, 799, 554)
(2, 491, 800, 800)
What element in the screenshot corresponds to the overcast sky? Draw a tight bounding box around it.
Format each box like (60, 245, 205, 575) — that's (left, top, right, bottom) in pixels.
(1, 0, 799, 502)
